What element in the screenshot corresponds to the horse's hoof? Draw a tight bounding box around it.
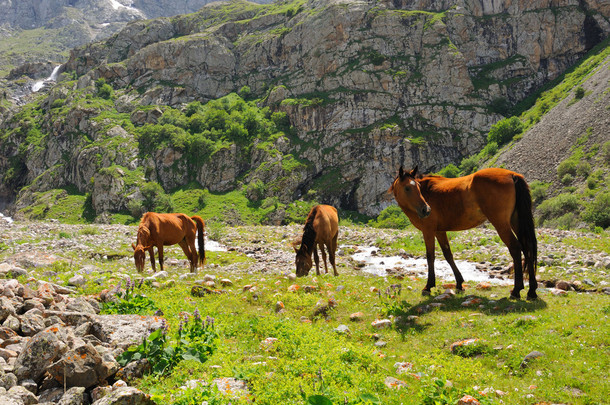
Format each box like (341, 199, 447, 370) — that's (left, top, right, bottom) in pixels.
(421, 289, 431, 296)
(509, 291, 521, 300)
(527, 293, 538, 301)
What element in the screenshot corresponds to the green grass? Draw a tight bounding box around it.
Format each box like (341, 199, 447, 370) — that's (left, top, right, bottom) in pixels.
(133, 272, 609, 405)
(3, 221, 609, 404)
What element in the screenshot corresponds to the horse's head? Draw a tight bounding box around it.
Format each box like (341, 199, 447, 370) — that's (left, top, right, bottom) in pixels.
(390, 166, 431, 219)
(293, 244, 313, 277)
(132, 243, 147, 272)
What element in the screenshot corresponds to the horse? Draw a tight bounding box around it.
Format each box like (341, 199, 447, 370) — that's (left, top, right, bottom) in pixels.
(293, 204, 339, 277)
(132, 212, 206, 273)
(389, 166, 538, 300)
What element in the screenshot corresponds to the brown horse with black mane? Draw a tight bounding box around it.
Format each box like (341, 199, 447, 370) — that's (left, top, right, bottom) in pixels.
(132, 212, 206, 273)
(293, 204, 339, 277)
(390, 167, 538, 300)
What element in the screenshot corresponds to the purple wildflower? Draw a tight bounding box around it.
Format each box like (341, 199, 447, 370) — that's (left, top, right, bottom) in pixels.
(193, 308, 201, 322)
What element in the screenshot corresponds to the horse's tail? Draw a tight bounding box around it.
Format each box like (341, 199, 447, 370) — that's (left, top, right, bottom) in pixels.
(191, 216, 206, 266)
(514, 175, 537, 275)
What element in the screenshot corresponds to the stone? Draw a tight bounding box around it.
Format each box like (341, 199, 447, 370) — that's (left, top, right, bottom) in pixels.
(115, 359, 151, 383)
(13, 324, 70, 383)
(7, 386, 37, 405)
(68, 275, 86, 287)
(458, 395, 481, 405)
(57, 386, 87, 405)
(48, 343, 118, 388)
(384, 377, 407, 389)
(90, 386, 155, 405)
(213, 378, 250, 400)
(371, 319, 392, 329)
(334, 324, 350, 335)
(520, 351, 544, 368)
(349, 312, 364, 321)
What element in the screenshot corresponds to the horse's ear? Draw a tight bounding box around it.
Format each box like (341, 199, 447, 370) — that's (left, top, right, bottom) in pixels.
(399, 165, 407, 180)
(410, 166, 418, 177)
(131, 243, 136, 251)
(293, 246, 299, 253)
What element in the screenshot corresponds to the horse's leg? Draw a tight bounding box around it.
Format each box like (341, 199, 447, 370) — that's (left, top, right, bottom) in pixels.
(511, 213, 537, 300)
(423, 232, 436, 295)
(313, 243, 321, 275)
(330, 233, 338, 276)
(493, 223, 524, 299)
(320, 242, 329, 274)
(148, 246, 156, 272)
(157, 244, 164, 271)
(436, 231, 464, 291)
(178, 240, 195, 272)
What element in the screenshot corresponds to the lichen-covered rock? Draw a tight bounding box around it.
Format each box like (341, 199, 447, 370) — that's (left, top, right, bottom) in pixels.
(57, 386, 87, 405)
(91, 386, 155, 405)
(13, 324, 70, 383)
(48, 343, 117, 388)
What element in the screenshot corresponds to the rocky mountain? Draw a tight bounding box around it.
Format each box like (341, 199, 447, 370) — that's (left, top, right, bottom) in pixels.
(0, 0, 273, 77)
(0, 0, 609, 221)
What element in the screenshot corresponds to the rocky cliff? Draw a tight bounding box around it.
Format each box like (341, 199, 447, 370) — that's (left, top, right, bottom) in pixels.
(1, 0, 609, 219)
(0, 0, 272, 77)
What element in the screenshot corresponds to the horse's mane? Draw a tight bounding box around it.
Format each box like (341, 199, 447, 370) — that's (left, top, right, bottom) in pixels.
(136, 224, 151, 247)
(298, 206, 318, 255)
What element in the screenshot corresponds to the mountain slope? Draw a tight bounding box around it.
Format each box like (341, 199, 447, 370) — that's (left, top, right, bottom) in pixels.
(0, 0, 609, 222)
(0, 0, 273, 77)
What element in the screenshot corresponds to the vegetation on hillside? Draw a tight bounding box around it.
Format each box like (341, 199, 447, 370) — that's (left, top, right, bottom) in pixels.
(437, 39, 610, 231)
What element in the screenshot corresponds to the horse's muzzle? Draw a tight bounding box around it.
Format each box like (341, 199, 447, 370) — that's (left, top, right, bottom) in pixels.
(418, 205, 431, 219)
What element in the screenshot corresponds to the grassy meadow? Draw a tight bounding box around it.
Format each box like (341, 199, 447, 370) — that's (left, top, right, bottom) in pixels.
(2, 220, 608, 405)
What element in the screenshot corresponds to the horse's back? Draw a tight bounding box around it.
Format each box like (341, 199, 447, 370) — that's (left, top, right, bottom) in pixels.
(313, 205, 338, 240)
(141, 212, 196, 244)
(470, 168, 520, 221)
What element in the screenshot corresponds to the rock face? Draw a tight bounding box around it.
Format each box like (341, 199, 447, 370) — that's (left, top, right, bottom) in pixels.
(1, 0, 609, 217)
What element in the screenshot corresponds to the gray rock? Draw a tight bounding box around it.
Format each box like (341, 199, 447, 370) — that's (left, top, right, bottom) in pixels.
(7, 386, 37, 405)
(48, 343, 118, 388)
(91, 386, 155, 405)
(334, 324, 350, 335)
(13, 324, 70, 383)
(57, 386, 87, 405)
(520, 350, 545, 368)
(0, 373, 17, 391)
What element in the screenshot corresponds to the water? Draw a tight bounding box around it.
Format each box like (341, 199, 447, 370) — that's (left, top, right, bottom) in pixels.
(108, 0, 141, 14)
(0, 213, 13, 224)
(350, 246, 510, 284)
(206, 239, 226, 252)
(32, 65, 62, 92)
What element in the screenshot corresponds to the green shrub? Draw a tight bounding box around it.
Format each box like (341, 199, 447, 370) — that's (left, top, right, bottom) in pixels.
(583, 192, 610, 228)
(529, 180, 550, 204)
(537, 193, 581, 224)
(370, 205, 410, 229)
(141, 182, 174, 213)
(50, 98, 65, 109)
(438, 164, 460, 178)
(101, 277, 158, 315)
(574, 86, 585, 99)
(561, 173, 574, 185)
(459, 156, 478, 175)
(557, 158, 577, 178)
(576, 161, 591, 177)
(95, 78, 113, 99)
(117, 311, 217, 375)
(487, 116, 523, 145)
(602, 141, 610, 164)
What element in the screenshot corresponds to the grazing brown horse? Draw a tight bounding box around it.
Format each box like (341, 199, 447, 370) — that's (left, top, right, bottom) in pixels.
(293, 205, 339, 277)
(132, 212, 206, 273)
(390, 167, 538, 300)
